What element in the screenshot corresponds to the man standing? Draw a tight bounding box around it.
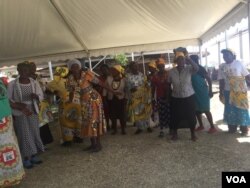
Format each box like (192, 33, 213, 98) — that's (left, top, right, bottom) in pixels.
(218, 49, 250, 136)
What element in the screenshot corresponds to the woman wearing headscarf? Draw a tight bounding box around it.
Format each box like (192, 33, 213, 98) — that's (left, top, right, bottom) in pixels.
(218, 49, 250, 136)
(8, 62, 44, 168)
(151, 58, 171, 137)
(46, 66, 71, 145)
(0, 78, 25, 187)
(168, 48, 199, 141)
(67, 59, 106, 152)
(103, 64, 127, 135)
(190, 55, 216, 133)
(126, 61, 152, 134)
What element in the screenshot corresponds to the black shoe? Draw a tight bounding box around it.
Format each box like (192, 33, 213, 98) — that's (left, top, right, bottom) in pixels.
(121, 131, 127, 135)
(147, 127, 153, 133)
(83, 145, 93, 151)
(134, 129, 143, 135)
(74, 137, 83, 143)
(61, 141, 72, 147)
(89, 145, 102, 153)
(158, 131, 164, 138)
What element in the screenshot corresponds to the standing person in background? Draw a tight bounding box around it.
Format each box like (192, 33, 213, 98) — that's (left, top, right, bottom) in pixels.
(0, 78, 25, 187)
(218, 49, 250, 136)
(103, 65, 127, 135)
(29, 62, 53, 146)
(96, 64, 111, 131)
(151, 58, 171, 137)
(126, 61, 152, 134)
(190, 55, 216, 133)
(8, 62, 44, 169)
(168, 49, 199, 141)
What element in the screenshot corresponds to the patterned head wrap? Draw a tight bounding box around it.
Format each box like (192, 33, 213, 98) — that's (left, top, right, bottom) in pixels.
(67, 59, 82, 70)
(148, 60, 157, 69)
(156, 58, 166, 65)
(55, 67, 69, 78)
(112, 64, 124, 77)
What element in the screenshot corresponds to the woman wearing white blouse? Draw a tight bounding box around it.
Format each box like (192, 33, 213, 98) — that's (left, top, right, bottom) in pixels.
(168, 50, 199, 141)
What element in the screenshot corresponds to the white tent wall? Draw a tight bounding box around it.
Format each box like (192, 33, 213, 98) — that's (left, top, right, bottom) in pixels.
(0, 0, 246, 66)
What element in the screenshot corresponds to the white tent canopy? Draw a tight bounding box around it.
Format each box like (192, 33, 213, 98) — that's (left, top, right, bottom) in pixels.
(0, 0, 248, 66)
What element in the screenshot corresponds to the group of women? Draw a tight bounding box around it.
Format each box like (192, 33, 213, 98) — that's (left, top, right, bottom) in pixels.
(3, 46, 250, 188)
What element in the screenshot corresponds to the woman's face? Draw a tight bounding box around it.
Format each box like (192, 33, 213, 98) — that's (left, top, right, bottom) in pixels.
(18, 66, 30, 78)
(70, 64, 81, 75)
(223, 52, 234, 64)
(110, 68, 120, 77)
(130, 63, 138, 74)
(176, 56, 185, 68)
(157, 64, 165, 71)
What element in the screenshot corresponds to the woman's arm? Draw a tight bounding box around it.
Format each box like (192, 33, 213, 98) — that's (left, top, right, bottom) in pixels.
(186, 57, 199, 73)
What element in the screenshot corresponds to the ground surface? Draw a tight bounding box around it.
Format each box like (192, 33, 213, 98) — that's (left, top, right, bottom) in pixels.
(15, 86, 250, 188)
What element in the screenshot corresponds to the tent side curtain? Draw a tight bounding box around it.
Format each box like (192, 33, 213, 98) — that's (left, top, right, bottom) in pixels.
(89, 38, 199, 57)
(200, 2, 248, 43)
(0, 51, 87, 66)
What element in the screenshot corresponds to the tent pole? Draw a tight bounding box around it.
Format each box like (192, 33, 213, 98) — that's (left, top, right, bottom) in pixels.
(142, 53, 146, 75)
(248, 1, 250, 60)
(131, 52, 134, 61)
(198, 45, 202, 65)
(89, 57, 92, 71)
(167, 52, 171, 65)
(218, 42, 221, 66)
(225, 31, 228, 48)
(48, 61, 53, 80)
(92, 56, 107, 70)
(205, 48, 208, 69)
(50, 0, 88, 52)
(239, 31, 243, 60)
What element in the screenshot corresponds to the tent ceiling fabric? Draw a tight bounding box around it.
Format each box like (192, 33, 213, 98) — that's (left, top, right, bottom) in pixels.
(0, 0, 244, 65)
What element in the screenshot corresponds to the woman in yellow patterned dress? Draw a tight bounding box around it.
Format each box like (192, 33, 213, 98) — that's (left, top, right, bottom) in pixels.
(65, 59, 105, 152)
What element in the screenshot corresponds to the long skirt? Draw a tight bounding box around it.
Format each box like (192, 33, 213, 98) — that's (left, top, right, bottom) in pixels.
(192, 74, 210, 112)
(81, 89, 106, 137)
(0, 116, 25, 187)
(170, 95, 197, 130)
(157, 98, 170, 129)
(59, 102, 82, 142)
(108, 97, 126, 120)
(224, 90, 250, 126)
(13, 105, 44, 158)
(40, 124, 53, 145)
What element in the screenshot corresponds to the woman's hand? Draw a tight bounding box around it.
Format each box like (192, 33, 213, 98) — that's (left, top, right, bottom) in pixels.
(21, 107, 32, 116)
(31, 93, 39, 100)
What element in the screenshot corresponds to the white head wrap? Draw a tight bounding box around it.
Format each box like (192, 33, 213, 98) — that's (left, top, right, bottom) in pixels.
(67, 59, 82, 69)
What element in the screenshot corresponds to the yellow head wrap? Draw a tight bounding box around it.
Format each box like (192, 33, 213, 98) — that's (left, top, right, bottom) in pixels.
(55, 67, 69, 78)
(148, 61, 157, 69)
(112, 64, 124, 77)
(156, 58, 165, 65)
